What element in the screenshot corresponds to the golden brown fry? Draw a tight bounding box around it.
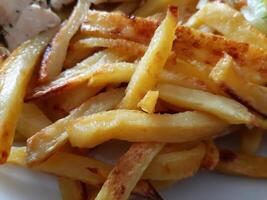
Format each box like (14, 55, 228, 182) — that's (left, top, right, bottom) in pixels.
(28, 50, 124, 100)
(17, 103, 52, 139)
(216, 149, 267, 179)
(10, 147, 111, 185)
(58, 177, 85, 200)
(201, 140, 219, 170)
(240, 128, 263, 154)
(67, 110, 228, 148)
(95, 143, 164, 200)
(186, 2, 267, 49)
(210, 54, 267, 117)
(0, 30, 54, 164)
(82, 10, 267, 84)
(120, 6, 178, 109)
(156, 83, 254, 124)
(26, 88, 124, 165)
(143, 143, 205, 180)
(39, 0, 90, 82)
(137, 90, 159, 114)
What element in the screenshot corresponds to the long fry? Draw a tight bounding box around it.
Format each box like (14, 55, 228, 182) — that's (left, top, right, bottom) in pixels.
(216, 149, 267, 179)
(186, 2, 267, 49)
(58, 177, 85, 200)
(156, 83, 255, 124)
(0, 30, 54, 164)
(38, 0, 90, 82)
(26, 88, 124, 165)
(210, 54, 267, 117)
(240, 128, 263, 154)
(67, 110, 228, 148)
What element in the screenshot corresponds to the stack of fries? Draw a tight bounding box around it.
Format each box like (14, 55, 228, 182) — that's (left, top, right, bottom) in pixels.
(1, 0, 267, 199)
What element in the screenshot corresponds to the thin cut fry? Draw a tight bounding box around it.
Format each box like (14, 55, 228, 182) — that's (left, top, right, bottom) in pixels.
(0, 30, 54, 164)
(95, 143, 164, 200)
(143, 143, 205, 180)
(67, 110, 228, 148)
(137, 90, 159, 114)
(216, 149, 267, 179)
(58, 177, 85, 200)
(39, 0, 90, 82)
(26, 88, 124, 165)
(240, 128, 263, 154)
(210, 54, 267, 117)
(186, 2, 267, 49)
(120, 6, 178, 109)
(28, 50, 124, 100)
(17, 103, 52, 139)
(156, 83, 255, 124)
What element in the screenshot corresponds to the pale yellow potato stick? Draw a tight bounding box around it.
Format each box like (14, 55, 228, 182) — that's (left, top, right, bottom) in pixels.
(0, 29, 54, 164)
(120, 6, 178, 109)
(26, 88, 124, 165)
(67, 110, 228, 148)
(138, 91, 159, 114)
(39, 0, 90, 83)
(156, 83, 254, 124)
(186, 2, 267, 50)
(210, 54, 267, 117)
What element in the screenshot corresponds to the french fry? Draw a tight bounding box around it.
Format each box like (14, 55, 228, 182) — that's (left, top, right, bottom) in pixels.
(186, 2, 267, 49)
(0, 46, 9, 67)
(38, 0, 90, 83)
(210, 54, 267, 117)
(82, 10, 267, 84)
(26, 88, 124, 165)
(201, 140, 219, 170)
(46, 83, 102, 113)
(0, 29, 54, 164)
(67, 110, 228, 148)
(120, 6, 178, 109)
(132, 180, 163, 200)
(137, 90, 159, 114)
(27, 50, 125, 100)
(156, 83, 255, 124)
(58, 177, 85, 200)
(16, 103, 52, 139)
(216, 149, 267, 179)
(95, 143, 164, 200)
(9, 147, 111, 186)
(143, 143, 205, 180)
(240, 128, 263, 154)
(75, 37, 147, 58)
(98, 9, 178, 197)
(81, 10, 159, 45)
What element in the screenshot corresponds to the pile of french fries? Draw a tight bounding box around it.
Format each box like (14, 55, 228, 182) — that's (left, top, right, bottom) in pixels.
(1, 0, 267, 199)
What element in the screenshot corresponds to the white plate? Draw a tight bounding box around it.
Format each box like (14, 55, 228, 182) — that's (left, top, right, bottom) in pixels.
(0, 137, 266, 200)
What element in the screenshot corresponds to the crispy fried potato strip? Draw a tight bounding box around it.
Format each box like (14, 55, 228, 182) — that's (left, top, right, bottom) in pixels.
(0, 30, 54, 164)
(39, 0, 90, 82)
(216, 149, 267, 179)
(26, 88, 124, 165)
(67, 110, 228, 148)
(17, 103, 52, 139)
(137, 90, 159, 114)
(210, 54, 267, 117)
(186, 2, 267, 49)
(156, 83, 255, 124)
(143, 143, 205, 180)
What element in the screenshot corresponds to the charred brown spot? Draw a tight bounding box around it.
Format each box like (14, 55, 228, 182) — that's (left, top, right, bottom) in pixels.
(87, 167, 99, 175)
(168, 5, 178, 17)
(220, 149, 237, 163)
(0, 151, 8, 163)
